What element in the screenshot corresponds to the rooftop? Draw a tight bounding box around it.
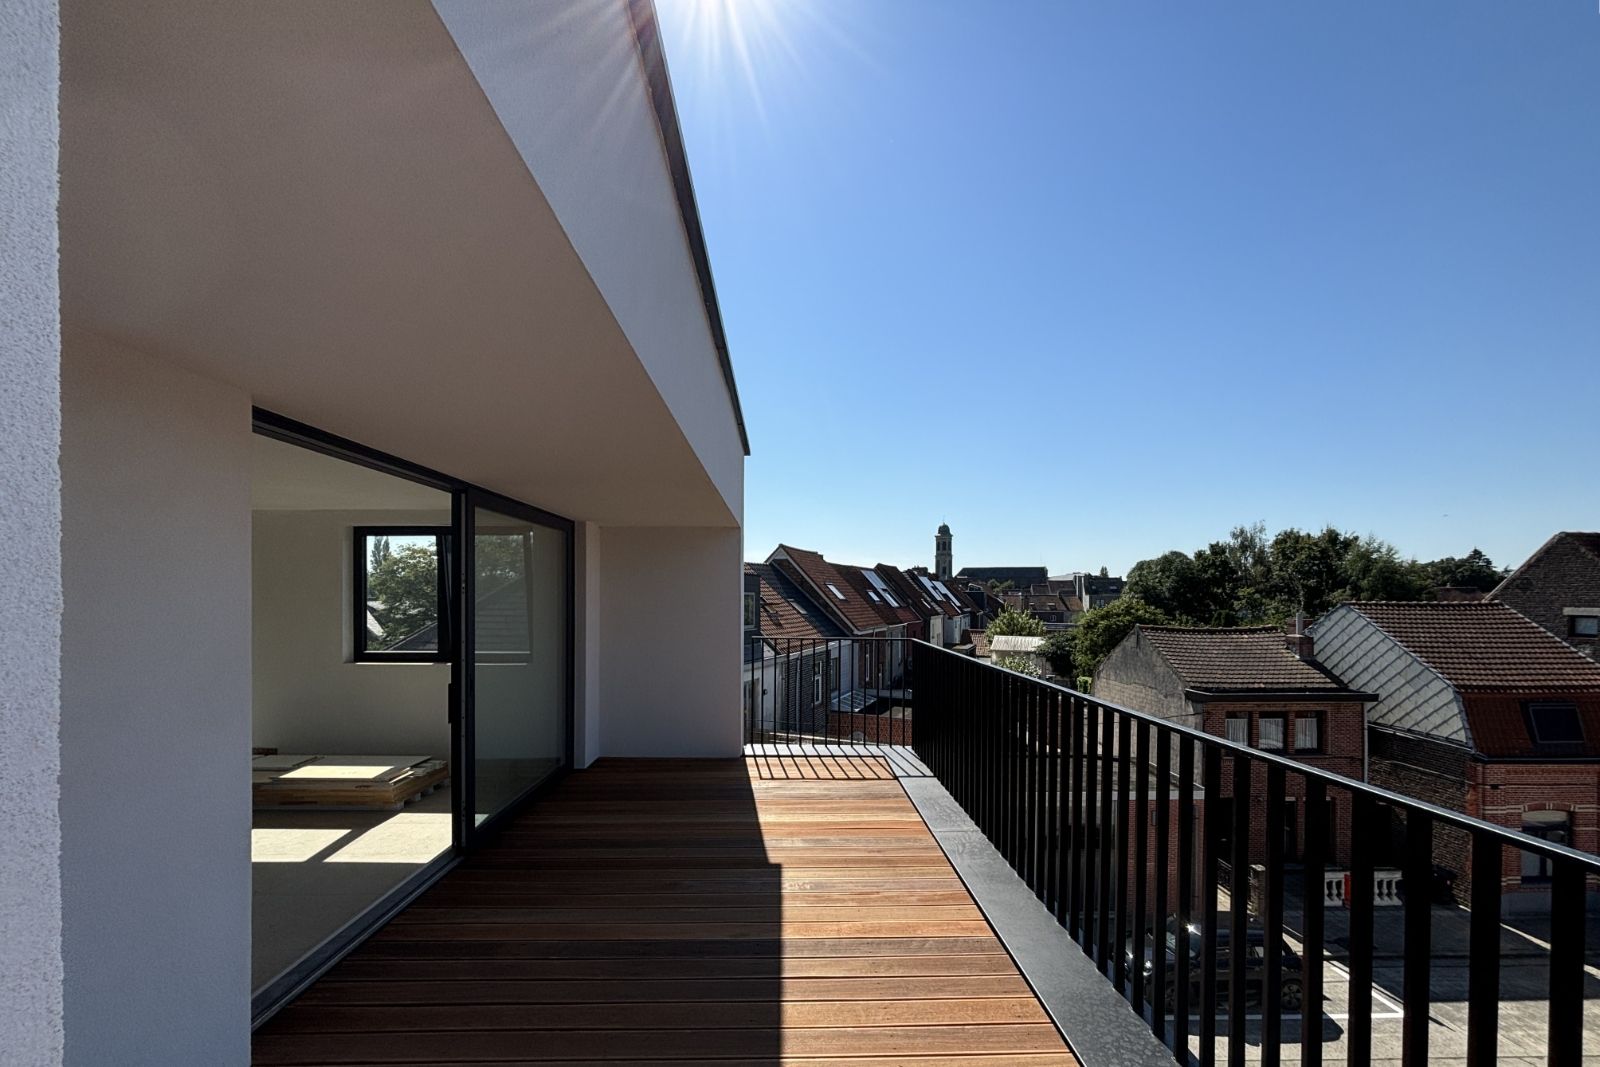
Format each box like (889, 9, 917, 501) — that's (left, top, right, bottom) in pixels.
(1138, 625, 1358, 694)
(1340, 601, 1600, 692)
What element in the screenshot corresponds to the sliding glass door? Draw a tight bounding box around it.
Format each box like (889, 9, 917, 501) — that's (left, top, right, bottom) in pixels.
(466, 494, 572, 834)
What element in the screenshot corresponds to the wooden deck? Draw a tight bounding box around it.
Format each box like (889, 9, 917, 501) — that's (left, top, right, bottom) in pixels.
(253, 756, 1077, 1065)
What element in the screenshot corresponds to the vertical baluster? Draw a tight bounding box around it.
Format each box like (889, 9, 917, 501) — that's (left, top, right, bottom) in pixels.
(1046, 688, 1060, 915)
(1200, 745, 1222, 1067)
(1115, 712, 1132, 993)
(1098, 705, 1115, 968)
(1228, 753, 1251, 1067)
(1465, 830, 1499, 1067)
(1153, 726, 1172, 1043)
(1132, 720, 1150, 1009)
(1262, 764, 1286, 1067)
(1401, 812, 1433, 1067)
(1549, 858, 1585, 1067)
(1066, 696, 1083, 933)
(1083, 701, 1099, 955)
(1301, 777, 1326, 1067)
(1347, 792, 1375, 1067)
(1176, 734, 1195, 1059)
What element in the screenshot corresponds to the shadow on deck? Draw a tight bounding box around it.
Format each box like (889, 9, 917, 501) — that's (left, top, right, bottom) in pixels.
(252, 757, 1075, 1065)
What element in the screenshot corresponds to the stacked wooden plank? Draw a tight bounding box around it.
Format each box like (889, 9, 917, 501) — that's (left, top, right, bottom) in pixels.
(252, 756, 1077, 1065)
(253, 755, 449, 811)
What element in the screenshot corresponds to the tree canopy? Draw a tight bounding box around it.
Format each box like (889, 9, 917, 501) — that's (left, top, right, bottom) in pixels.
(1123, 523, 1506, 627)
(1070, 596, 1172, 677)
(987, 605, 1046, 638)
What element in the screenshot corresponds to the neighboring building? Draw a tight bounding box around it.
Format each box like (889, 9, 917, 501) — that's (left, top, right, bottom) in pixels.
(1095, 624, 1373, 866)
(743, 562, 846, 738)
(1003, 587, 1082, 630)
(1313, 601, 1600, 906)
(1488, 532, 1600, 660)
(935, 523, 953, 580)
(990, 634, 1048, 675)
(907, 566, 976, 646)
(1075, 571, 1126, 609)
(6, 3, 749, 1059)
(958, 565, 1050, 589)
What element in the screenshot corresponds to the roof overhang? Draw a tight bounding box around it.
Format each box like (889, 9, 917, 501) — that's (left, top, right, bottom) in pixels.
(1184, 688, 1379, 704)
(60, 0, 742, 527)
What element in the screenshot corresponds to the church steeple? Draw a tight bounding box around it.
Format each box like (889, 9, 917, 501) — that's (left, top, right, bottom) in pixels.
(935, 523, 953, 580)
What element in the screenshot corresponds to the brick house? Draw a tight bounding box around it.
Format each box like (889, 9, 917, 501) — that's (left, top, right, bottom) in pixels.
(1095, 624, 1373, 869)
(1311, 601, 1600, 907)
(1488, 531, 1600, 660)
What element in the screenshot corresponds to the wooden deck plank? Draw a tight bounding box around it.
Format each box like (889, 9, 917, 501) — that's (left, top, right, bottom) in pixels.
(252, 757, 1074, 1066)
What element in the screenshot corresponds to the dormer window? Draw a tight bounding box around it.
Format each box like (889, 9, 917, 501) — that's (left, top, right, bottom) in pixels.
(1526, 701, 1584, 748)
(1571, 615, 1599, 639)
(826, 583, 845, 600)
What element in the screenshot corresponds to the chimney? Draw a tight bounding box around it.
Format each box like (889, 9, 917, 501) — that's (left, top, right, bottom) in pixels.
(1285, 611, 1315, 661)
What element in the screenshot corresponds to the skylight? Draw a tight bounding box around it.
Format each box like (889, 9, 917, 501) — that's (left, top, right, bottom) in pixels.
(826, 583, 845, 600)
(866, 591, 880, 602)
(861, 569, 902, 607)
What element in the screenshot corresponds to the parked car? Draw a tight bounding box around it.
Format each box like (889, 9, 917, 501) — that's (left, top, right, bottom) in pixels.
(1125, 913, 1306, 1012)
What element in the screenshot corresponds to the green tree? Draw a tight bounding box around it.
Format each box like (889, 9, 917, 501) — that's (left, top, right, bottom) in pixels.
(1040, 630, 1076, 677)
(367, 542, 440, 646)
(995, 654, 1044, 677)
(987, 605, 1046, 638)
(1421, 548, 1505, 593)
(1072, 596, 1172, 677)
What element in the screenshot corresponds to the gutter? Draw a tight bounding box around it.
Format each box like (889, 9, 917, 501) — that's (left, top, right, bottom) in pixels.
(1182, 688, 1380, 703)
(625, 0, 751, 456)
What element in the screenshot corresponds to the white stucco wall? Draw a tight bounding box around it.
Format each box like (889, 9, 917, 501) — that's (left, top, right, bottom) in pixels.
(253, 509, 453, 756)
(599, 526, 743, 757)
(60, 330, 253, 1065)
(0, 0, 64, 1060)
(433, 0, 746, 521)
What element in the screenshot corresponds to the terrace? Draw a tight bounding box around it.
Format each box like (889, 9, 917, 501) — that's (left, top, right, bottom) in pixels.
(252, 638, 1600, 1066)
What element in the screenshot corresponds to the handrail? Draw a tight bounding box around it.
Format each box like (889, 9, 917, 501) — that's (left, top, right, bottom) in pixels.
(914, 638, 1600, 871)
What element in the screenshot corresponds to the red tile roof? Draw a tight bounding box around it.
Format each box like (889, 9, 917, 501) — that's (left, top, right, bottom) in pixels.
(876, 564, 943, 618)
(771, 545, 885, 634)
(744, 563, 842, 642)
(835, 562, 920, 627)
(1139, 626, 1356, 693)
(1346, 601, 1600, 692)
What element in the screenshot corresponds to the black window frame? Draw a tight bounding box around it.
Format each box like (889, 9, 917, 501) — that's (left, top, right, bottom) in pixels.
(1570, 614, 1600, 639)
(1524, 700, 1585, 750)
(353, 524, 452, 663)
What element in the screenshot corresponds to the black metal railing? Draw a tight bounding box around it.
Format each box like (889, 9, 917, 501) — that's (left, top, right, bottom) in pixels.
(912, 639, 1600, 1067)
(744, 635, 915, 746)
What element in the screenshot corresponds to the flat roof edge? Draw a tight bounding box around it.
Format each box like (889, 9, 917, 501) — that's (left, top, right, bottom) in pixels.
(625, 0, 750, 457)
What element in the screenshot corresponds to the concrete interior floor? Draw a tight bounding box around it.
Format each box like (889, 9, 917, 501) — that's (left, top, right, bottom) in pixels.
(251, 789, 452, 992)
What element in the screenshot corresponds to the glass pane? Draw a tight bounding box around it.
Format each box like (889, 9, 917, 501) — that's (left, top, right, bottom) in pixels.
(1259, 717, 1285, 750)
(472, 508, 566, 826)
(363, 533, 442, 652)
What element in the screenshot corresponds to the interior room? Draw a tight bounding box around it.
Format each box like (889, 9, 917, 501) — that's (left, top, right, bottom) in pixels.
(249, 433, 456, 996)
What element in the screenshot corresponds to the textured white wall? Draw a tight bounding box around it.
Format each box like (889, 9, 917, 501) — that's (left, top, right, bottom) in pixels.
(253, 509, 453, 756)
(0, 0, 64, 1060)
(433, 0, 746, 522)
(60, 331, 253, 1065)
(600, 526, 743, 757)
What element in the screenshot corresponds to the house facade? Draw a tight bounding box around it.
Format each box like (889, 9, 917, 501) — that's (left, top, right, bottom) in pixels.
(4, 2, 747, 1061)
(1312, 601, 1600, 907)
(1095, 625, 1372, 867)
(1488, 531, 1600, 660)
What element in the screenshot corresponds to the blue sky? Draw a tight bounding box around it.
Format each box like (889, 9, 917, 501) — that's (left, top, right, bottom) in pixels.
(658, 0, 1599, 576)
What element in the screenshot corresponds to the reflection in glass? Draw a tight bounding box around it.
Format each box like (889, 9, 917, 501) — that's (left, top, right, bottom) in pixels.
(473, 509, 566, 825)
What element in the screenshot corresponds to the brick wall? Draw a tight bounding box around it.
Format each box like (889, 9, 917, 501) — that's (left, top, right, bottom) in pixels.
(1368, 727, 1600, 903)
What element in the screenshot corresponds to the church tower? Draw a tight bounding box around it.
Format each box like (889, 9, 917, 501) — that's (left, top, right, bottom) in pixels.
(935, 523, 953, 580)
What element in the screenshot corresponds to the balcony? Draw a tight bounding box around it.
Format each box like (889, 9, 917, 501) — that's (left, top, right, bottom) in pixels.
(256, 639, 1600, 1065)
